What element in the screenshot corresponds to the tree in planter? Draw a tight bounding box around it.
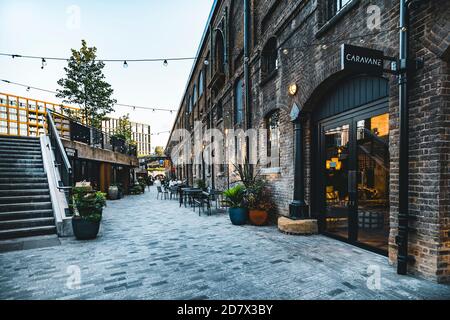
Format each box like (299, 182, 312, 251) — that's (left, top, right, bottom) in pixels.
(56, 40, 116, 128)
(111, 114, 133, 142)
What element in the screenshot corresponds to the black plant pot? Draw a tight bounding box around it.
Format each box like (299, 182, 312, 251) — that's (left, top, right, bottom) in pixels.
(72, 216, 101, 240)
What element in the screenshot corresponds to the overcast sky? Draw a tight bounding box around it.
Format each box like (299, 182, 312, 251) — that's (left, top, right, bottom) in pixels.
(0, 0, 213, 150)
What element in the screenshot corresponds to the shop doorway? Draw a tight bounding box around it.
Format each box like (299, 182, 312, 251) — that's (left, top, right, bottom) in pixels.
(312, 76, 390, 255)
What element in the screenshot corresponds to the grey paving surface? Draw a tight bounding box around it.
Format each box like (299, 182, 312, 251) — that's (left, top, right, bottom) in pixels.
(1, 187, 449, 300)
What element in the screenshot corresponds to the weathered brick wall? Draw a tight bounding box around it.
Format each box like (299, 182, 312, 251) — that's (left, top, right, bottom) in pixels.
(167, 0, 450, 282)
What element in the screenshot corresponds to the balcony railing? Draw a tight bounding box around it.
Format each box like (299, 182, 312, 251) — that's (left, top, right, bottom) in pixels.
(50, 111, 138, 157)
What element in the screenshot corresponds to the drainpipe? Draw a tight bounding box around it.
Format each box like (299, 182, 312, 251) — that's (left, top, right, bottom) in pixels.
(244, 0, 251, 163)
(396, 0, 410, 275)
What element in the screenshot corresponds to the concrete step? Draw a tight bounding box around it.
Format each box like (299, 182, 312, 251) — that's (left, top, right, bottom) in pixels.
(0, 195, 51, 204)
(0, 217, 55, 231)
(0, 144, 42, 154)
(0, 153, 42, 159)
(0, 202, 52, 213)
(0, 160, 43, 166)
(0, 163, 44, 169)
(0, 168, 44, 175)
(0, 177, 48, 184)
(0, 209, 54, 221)
(0, 142, 40, 149)
(0, 225, 56, 240)
(0, 136, 40, 143)
(0, 183, 49, 190)
(0, 172, 46, 178)
(0, 189, 50, 197)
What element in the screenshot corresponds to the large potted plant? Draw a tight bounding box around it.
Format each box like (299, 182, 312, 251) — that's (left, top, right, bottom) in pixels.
(223, 184, 247, 225)
(108, 184, 119, 200)
(246, 181, 275, 226)
(71, 186, 107, 240)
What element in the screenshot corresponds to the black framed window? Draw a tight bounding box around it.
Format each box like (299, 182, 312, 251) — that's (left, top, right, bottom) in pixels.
(215, 31, 225, 73)
(326, 0, 352, 21)
(266, 110, 280, 167)
(216, 100, 223, 121)
(262, 37, 278, 78)
(193, 84, 198, 105)
(234, 79, 244, 125)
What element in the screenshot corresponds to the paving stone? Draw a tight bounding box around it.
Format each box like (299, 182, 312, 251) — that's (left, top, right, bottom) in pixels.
(0, 187, 449, 300)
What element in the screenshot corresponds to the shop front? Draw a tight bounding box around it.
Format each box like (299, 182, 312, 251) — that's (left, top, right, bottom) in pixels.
(311, 75, 391, 255)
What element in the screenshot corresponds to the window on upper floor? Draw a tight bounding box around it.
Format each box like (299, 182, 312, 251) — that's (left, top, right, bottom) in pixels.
(266, 110, 280, 168)
(216, 99, 223, 122)
(326, 0, 352, 21)
(234, 79, 244, 125)
(193, 84, 198, 105)
(198, 71, 204, 97)
(214, 31, 225, 73)
(188, 95, 192, 114)
(261, 37, 278, 80)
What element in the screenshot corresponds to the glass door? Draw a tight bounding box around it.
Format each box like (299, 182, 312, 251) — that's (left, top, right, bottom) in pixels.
(355, 113, 390, 252)
(322, 121, 354, 240)
(319, 110, 390, 254)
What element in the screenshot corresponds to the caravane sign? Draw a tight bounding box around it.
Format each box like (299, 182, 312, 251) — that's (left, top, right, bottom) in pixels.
(341, 44, 384, 75)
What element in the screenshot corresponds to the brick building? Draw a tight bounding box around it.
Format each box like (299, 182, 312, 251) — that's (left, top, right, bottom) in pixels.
(165, 0, 450, 282)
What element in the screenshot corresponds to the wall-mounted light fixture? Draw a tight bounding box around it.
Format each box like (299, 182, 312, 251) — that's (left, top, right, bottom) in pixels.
(288, 83, 298, 96)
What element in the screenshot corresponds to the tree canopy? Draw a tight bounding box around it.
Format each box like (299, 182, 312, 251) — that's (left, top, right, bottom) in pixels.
(57, 40, 116, 128)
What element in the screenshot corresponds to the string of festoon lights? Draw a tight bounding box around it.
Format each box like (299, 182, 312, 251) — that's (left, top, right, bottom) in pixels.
(0, 79, 178, 113)
(0, 29, 389, 69)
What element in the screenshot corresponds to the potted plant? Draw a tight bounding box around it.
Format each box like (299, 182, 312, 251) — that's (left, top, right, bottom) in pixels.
(223, 184, 247, 225)
(108, 184, 119, 200)
(71, 186, 107, 240)
(246, 181, 275, 226)
(195, 179, 206, 190)
(130, 183, 143, 195)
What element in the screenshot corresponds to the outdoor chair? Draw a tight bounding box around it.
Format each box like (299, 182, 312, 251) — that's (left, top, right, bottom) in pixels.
(156, 186, 169, 200)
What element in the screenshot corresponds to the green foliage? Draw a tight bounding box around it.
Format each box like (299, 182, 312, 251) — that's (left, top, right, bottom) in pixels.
(154, 146, 165, 156)
(71, 187, 107, 223)
(111, 114, 133, 142)
(56, 40, 117, 128)
(223, 184, 246, 208)
(195, 179, 206, 190)
(232, 160, 261, 188)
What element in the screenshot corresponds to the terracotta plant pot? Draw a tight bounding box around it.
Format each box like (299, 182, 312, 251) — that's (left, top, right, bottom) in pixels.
(249, 209, 269, 226)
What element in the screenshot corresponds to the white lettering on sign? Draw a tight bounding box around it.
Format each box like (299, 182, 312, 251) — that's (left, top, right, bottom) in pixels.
(346, 53, 382, 66)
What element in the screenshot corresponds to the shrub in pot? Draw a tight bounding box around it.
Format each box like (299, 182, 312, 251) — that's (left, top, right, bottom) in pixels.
(223, 184, 247, 225)
(130, 184, 143, 195)
(245, 180, 274, 226)
(71, 187, 107, 240)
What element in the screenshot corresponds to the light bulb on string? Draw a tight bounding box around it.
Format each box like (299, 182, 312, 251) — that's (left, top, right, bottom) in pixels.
(26, 87, 30, 92)
(163, 59, 168, 67)
(41, 58, 47, 69)
(123, 60, 128, 68)
(204, 60, 209, 66)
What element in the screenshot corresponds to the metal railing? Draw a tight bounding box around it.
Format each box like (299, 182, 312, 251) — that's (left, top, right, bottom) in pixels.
(50, 111, 138, 157)
(46, 110, 73, 206)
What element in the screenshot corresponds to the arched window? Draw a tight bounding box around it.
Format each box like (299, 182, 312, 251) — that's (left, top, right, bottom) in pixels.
(262, 37, 278, 77)
(234, 79, 244, 125)
(266, 110, 280, 167)
(215, 31, 225, 73)
(198, 71, 204, 97)
(193, 84, 198, 105)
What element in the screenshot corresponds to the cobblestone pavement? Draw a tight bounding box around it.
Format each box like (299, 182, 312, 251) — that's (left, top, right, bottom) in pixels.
(1, 187, 449, 300)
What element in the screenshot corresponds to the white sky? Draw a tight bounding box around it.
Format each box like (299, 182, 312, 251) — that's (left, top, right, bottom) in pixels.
(0, 0, 213, 150)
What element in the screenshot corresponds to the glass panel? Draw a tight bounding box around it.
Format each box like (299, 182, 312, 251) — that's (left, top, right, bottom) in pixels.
(356, 113, 390, 251)
(324, 124, 350, 239)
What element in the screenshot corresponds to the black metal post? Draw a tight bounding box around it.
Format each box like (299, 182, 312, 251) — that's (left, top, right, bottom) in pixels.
(397, 0, 410, 275)
(289, 114, 309, 219)
(244, 0, 252, 164)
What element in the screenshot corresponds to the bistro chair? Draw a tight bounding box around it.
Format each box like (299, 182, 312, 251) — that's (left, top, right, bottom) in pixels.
(156, 186, 169, 200)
